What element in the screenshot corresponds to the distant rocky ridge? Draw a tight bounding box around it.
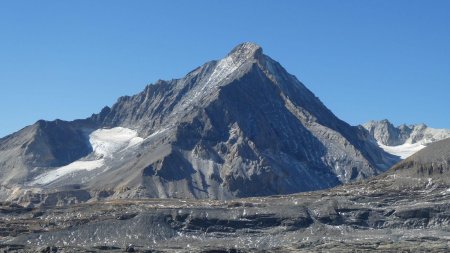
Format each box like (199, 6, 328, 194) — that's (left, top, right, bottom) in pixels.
(363, 119, 450, 159)
(0, 43, 397, 204)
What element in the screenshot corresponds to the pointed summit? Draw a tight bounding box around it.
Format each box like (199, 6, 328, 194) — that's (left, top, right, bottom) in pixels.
(227, 42, 263, 61)
(199, 42, 265, 91)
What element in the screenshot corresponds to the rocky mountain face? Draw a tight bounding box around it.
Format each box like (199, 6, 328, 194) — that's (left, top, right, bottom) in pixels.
(364, 119, 450, 146)
(1, 139, 449, 252)
(363, 119, 450, 159)
(0, 43, 397, 204)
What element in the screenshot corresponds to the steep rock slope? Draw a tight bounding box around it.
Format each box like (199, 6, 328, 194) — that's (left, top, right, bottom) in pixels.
(0, 43, 397, 202)
(364, 119, 450, 158)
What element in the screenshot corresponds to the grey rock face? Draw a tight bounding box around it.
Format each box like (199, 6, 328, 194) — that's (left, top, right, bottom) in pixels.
(0, 42, 397, 202)
(364, 119, 450, 146)
(363, 119, 410, 146)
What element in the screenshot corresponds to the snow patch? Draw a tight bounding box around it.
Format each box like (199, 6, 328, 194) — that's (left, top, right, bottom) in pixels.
(32, 159, 105, 185)
(378, 142, 425, 159)
(426, 178, 433, 188)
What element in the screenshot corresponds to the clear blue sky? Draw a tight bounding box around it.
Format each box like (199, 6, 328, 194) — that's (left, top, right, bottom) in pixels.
(1, 1, 449, 138)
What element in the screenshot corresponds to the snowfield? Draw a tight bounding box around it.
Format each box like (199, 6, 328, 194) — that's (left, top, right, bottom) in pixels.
(378, 142, 426, 159)
(31, 127, 143, 185)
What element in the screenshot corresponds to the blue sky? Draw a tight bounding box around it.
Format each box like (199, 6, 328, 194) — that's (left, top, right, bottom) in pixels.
(1, 1, 449, 138)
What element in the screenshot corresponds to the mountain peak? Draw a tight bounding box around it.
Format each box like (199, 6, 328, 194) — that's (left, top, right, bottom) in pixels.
(227, 42, 263, 60)
(0, 42, 397, 203)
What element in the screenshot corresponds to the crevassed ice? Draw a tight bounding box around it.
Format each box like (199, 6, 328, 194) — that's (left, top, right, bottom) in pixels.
(89, 127, 143, 158)
(31, 127, 143, 185)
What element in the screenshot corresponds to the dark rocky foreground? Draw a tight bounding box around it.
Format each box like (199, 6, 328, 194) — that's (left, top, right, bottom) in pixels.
(1, 172, 449, 252)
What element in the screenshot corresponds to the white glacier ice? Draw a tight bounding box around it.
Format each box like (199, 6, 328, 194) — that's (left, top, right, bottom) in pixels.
(377, 142, 426, 159)
(32, 159, 105, 185)
(31, 127, 143, 185)
(89, 127, 143, 158)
